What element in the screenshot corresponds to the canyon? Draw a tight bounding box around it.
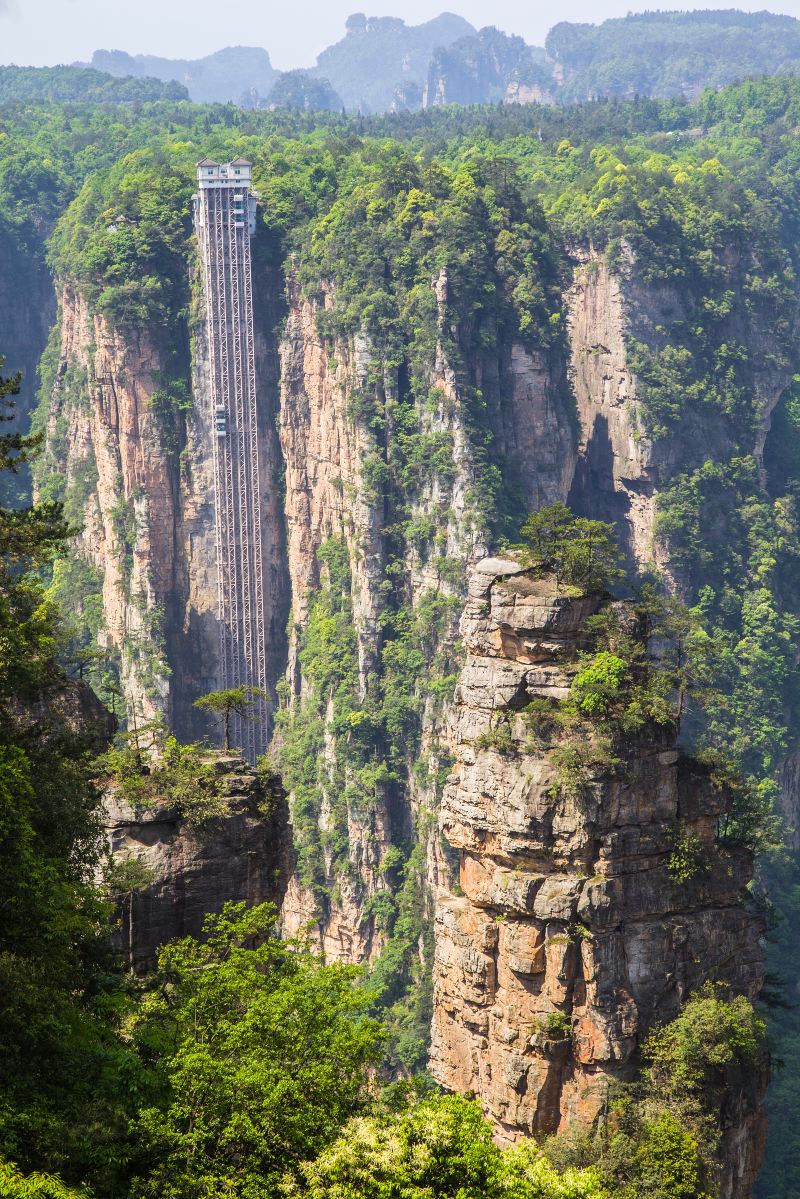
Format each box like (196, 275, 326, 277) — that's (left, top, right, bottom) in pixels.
(28, 191, 789, 1197)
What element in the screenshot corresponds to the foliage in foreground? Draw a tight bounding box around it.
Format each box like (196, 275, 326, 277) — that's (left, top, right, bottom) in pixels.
(542, 984, 764, 1199)
(287, 982, 765, 1199)
(0, 359, 142, 1192)
(127, 903, 384, 1199)
(286, 1093, 603, 1199)
(0, 1157, 88, 1198)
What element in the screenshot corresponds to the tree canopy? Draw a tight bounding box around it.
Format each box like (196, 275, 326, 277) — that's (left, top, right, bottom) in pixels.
(128, 902, 384, 1198)
(517, 503, 624, 592)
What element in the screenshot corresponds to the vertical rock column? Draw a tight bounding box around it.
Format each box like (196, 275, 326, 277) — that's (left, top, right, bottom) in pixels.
(430, 558, 765, 1195)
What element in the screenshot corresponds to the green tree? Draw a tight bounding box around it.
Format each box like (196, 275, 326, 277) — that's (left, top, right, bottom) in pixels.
(193, 685, 266, 751)
(517, 503, 623, 593)
(0, 357, 142, 1192)
(128, 902, 384, 1199)
(644, 982, 765, 1104)
(637, 588, 718, 722)
(570, 651, 628, 716)
(287, 1093, 604, 1199)
(103, 853, 156, 966)
(0, 1157, 88, 1198)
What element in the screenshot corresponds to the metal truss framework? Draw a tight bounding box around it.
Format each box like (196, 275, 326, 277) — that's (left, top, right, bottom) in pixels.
(195, 174, 267, 762)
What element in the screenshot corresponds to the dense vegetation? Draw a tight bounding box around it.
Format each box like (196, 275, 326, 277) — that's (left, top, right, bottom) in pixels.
(547, 10, 800, 102)
(0, 358, 138, 1191)
(266, 72, 343, 114)
(6, 66, 800, 1196)
(0, 66, 188, 103)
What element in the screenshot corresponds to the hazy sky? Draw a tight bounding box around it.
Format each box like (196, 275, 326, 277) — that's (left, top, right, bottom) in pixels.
(4, 0, 800, 70)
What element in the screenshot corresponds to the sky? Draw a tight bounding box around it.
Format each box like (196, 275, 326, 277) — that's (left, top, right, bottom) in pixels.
(4, 0, 800, 69)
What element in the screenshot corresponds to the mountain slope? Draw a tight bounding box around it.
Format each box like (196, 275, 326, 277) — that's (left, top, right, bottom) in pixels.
(310, 12, 475, 112)
(547, 9, 800, 100)
(89, 45, 278, 104)
(0, 65, 188, 103)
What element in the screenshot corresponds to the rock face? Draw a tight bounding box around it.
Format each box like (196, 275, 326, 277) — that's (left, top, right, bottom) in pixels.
(429, 557, 765, 1199)
(38, 211, 780, 1195)
(104, 755, 291, 970)
(21, 676, 116, 748)
(565, 246, 790, 578)
(275, 271, 574, 959)
(565, 251, 663, 571)
(38, 260, 287, 740)
(422, 30, 555, 108)
(43, 286, 180, 723)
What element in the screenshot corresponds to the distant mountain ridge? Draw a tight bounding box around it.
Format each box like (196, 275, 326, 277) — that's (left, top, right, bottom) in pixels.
(310, 12, 474, 112)
(45, 8, 800, 112)
(88, 46, 279, 106)
(547, 8, 800, 102)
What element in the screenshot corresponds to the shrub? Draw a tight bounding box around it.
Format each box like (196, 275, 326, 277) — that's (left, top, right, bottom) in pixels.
(286, 1094, 604, 1199)
(644, 982, 765, 1102)
(129, 904, 383, 1198)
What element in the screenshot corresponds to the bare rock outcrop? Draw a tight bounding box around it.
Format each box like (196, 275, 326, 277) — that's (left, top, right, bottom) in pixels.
(104, 754, 291, 970)
(429, 558, 765, 1198)
(45, 286, 179, 722)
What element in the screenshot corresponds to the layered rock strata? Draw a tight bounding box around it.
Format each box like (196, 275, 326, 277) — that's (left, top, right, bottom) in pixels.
(103, 754, 291, 970)
(430, 557, 765, 1199)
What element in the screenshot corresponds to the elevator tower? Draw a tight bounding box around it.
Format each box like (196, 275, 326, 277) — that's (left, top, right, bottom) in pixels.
(194, 158, 267, 762)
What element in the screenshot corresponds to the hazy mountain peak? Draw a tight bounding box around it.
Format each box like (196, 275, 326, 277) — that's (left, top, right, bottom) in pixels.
(75, 9, 800, 113)
(312, 11, 475, 112)
(89, 45, 278, 104)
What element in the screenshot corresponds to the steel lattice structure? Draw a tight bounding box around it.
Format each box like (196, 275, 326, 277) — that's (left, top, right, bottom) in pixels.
(194, 159, 267, 762)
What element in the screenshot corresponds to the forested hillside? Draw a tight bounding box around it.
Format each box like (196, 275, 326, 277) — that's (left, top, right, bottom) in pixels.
(547, 9, 800, 100)
(0, 66, 188, 103)
(2, 71, 800, 1198)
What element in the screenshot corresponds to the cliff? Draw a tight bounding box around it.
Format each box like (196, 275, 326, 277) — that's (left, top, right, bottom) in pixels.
(429, 557, 765, 1198)
(39, 218, 788, 965)
(103, 753, 291, 970)
(275, 268, 573, 968)
(34, 152, 794, 1188)
(564, 244, 791, 576)
(39, 286, 179, 722)
(36, 247, 287, 739)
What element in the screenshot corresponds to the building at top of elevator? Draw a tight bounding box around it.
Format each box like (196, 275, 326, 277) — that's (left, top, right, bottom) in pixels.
(194, 159, 258, 235)
(197, 157, 252, 186)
